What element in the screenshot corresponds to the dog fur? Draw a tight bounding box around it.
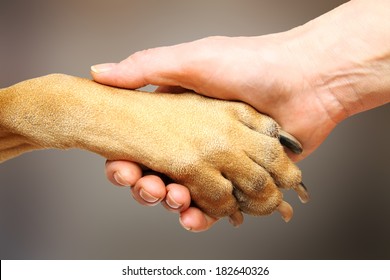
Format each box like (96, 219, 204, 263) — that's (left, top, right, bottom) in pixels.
(0, 74, 307, 222)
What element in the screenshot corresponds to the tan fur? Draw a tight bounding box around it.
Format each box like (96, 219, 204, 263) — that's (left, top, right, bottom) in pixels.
(0, 74, 302, 218)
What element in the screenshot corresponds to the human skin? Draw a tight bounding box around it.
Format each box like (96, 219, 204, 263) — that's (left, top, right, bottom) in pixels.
(92, 0, 390, 231)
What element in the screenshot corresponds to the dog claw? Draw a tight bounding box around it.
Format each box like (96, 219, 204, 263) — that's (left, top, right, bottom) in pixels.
(294, 182, 310, 203)
(228, 210, 244, 227)
(279, 130, 303, 154)
(277, 200, 293, 222)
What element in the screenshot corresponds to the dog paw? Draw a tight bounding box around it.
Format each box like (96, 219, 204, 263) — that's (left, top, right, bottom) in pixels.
(138, 94, 309, 223)
(0, 74, 308, 225)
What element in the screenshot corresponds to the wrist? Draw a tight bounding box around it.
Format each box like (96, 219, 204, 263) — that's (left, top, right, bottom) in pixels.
(291, 0, 390, 122)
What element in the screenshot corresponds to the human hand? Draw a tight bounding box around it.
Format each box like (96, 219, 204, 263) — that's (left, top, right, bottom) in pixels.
(92, 35, 335, 161)
(93, 34, 321, 231)
(105, 160, 219, 231)
(95, 0, 390, 231)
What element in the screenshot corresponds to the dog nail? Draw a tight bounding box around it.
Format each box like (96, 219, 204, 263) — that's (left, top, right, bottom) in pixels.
(166, 193, 182, 209)
(139, 189, 159, 204)
(228, 210, 244, 227)
(228, 217, 239, 228)
(294, 182, 310, 204)
(277, 201, 293, 222)
(279, 130, 303, 154)
(91, 63, 115, 74)
(113, 172, 128, 186)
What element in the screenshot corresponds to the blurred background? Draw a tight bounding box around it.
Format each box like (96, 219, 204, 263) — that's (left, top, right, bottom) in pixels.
(1, 0, 389, 259)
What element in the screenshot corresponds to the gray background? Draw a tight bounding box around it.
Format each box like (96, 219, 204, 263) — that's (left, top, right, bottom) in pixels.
(1, 0, 389, 259)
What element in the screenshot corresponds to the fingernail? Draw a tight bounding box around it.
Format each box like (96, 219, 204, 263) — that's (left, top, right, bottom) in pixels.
(179, 216, 192, 231)
(139, 189, 159, 204)
(113, 172, 128, 186)
(91, 63, 115, 74)
(166, 193, 182, 209)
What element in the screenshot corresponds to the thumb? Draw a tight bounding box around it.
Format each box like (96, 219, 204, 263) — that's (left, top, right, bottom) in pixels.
(90, 46, 187, 89)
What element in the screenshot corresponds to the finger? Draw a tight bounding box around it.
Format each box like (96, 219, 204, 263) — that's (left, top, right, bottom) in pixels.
(131, 175, 167, 206)
(105, 160, 142, 187)
(91, 44, 191, 89)
(141, 168, 174, 185)
(179, 207, 219, 232)
(161, 183, 191, 213)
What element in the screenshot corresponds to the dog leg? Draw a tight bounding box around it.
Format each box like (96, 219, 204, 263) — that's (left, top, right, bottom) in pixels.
(0, 74, 308, 221)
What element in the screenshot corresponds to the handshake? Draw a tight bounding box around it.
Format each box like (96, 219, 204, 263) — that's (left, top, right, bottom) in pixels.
(0, 74, 309, 227)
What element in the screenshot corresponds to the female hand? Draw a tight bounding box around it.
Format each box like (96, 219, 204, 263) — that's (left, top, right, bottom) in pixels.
(93, 0, 390, 231)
